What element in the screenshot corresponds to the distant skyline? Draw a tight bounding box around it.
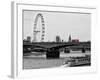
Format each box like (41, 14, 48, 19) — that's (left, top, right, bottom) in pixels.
(23, 10, 91, 42)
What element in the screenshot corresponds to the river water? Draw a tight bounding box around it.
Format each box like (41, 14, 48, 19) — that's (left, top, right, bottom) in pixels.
(23, 51, 90, 69)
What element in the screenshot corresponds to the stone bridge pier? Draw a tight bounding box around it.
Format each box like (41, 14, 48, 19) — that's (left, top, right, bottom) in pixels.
(46, 49, 60, 59)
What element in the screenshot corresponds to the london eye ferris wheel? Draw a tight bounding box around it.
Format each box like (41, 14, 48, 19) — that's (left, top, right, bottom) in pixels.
(33, 13, 45, 42)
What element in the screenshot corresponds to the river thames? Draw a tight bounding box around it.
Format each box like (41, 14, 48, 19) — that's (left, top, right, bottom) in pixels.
(23, 51, 90, 69)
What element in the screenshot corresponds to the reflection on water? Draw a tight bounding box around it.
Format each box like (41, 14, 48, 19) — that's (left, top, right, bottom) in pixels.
(23, 51, 91, 69)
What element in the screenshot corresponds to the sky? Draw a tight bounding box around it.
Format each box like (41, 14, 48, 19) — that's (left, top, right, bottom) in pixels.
(23, 10, 91, 42)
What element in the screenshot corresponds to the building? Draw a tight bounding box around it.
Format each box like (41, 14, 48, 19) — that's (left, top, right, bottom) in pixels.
(27, 36, 31, 42)
(72, 39, 79, 43)
(68, 35, 79, 42)
(68, 35, 71, 42)
(56, 35, 61, 42)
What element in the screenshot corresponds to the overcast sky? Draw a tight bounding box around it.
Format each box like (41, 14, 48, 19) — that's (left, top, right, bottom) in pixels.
(23, 10, 91, 42)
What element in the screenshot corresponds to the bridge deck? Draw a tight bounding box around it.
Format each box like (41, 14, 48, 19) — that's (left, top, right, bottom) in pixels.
(23, 42, 90, 50)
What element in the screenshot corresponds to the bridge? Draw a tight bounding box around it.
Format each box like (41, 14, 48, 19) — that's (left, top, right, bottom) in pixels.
(23, 42, 91, 58)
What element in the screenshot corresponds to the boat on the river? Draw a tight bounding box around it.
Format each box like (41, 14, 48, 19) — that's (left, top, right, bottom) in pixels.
(61, 55, 91, 67)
